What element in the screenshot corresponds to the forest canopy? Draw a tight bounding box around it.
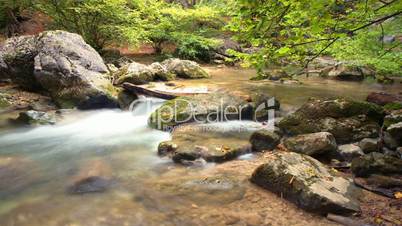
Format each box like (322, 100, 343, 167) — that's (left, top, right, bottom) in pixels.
(0, 0, 401, 75)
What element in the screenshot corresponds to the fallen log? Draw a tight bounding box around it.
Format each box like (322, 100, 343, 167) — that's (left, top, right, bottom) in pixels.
(122, 83, 178, 100)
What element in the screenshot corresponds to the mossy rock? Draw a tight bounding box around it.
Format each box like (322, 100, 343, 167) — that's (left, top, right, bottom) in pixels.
(278, 98, 384, 144)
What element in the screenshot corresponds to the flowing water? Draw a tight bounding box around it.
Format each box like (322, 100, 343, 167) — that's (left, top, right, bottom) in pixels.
(0, 67, 401, 226)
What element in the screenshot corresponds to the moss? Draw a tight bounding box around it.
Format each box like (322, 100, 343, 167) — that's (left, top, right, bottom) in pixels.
(0, 98, 10, 108)
(149, 97, 192, 129)
(384, 102, 402, 111)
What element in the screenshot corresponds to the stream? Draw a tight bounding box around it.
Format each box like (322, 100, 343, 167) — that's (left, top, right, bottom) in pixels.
(0, 67, 401, 226)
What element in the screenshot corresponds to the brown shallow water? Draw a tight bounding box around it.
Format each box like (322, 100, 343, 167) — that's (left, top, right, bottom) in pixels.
(0, 66, 401, 226)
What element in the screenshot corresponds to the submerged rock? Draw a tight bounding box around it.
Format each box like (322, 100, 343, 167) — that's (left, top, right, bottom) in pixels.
(161, 58, 210, 79)
(337, 144, 364, 161)
(68, 176, 110, 194)
(249, 128, 282, 152)
(278, 98, 384, 144)
(251, 152, 361, 215)
(157, 141, 178, 156)
(0, 156, 40, 196)
(17, 110, 56, 125)
(67, 158, 112, 195)
(351, 152, 402, 177)
(282, 132, 337, 156)
(0, 30, 119, 109)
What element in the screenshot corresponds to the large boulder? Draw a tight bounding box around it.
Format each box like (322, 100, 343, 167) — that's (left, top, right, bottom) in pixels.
(0, 31, 119, 109)
(278, 98, 384, 144)
(161, 58, 210, 79)
(358, 138, 379, 153)
(251, 152, 361, 215)
(113, 62, 155, 85)
(351, 152, 402, 177)
(282, 132, 337, 156)
(249, 128, 282, 152)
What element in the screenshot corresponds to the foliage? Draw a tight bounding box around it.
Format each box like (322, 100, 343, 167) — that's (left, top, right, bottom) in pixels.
(228, 0, 402, 74)
(140, 1, 223, 61)
(329, 17, 401, 76)
(33, 0, 144, 50)
(0, 0, 33, 36)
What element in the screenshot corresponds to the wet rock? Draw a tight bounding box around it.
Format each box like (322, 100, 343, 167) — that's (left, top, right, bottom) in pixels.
(114, 62, 155, 85)
(337, 144, 364, 161)
(251, 152, 361, 214)
(376, 75, 394, 84)
(351, 152, 402, 177)
(161, 58, 210, 79)
(278, 98, 384, 144)
(0, 31, 119, 109)
(157, 141, 178, 156)
(249, 128, 282, 152)
(383, 131, 399, 149)
(282, 132, 337, 156)
(172, 144, 251, 164)
(358, 138, 379, 153)
(117, 89, 137, 109)
(161, 123, 254, 164)
(17, 110, 56, 125)
(386, 122, 402, 146)
(328, 64, 374, 81)
(149, 62, 176, 81)
(68, 176, 110, 194)
(366, 92, 402, 106)
(251, 69, 289, 81)
(148, 92, 254, 129)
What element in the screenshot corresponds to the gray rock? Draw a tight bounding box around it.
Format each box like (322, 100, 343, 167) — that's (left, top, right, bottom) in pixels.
(384, 109, 402, 127)
(358, 138, 379, 153)
(387, 122, 402, 146)
(17, 110, 56, 126)
(282, 132, 337, 156)
(328, 64, 375, 81)
(383, 131, 399, 149)
(0, 31, 119, 109)
(251, 152, 361, 214)
(278, 98, 384, 144)
(114, 62, 155, 85)
(250, 128, 282, 152)
(149, 62, 176, 81)
(351, 152, 402, 177)
(161, 58, 210, 79)
(337, 144, 364, 161)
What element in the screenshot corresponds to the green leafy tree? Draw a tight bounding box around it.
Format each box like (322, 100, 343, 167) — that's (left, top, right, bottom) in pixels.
(228, 0, 402, 74)
(34, 0, 145, 50)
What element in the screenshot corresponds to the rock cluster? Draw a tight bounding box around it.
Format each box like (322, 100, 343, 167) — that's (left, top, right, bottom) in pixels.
(113, 58, 210, 85)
